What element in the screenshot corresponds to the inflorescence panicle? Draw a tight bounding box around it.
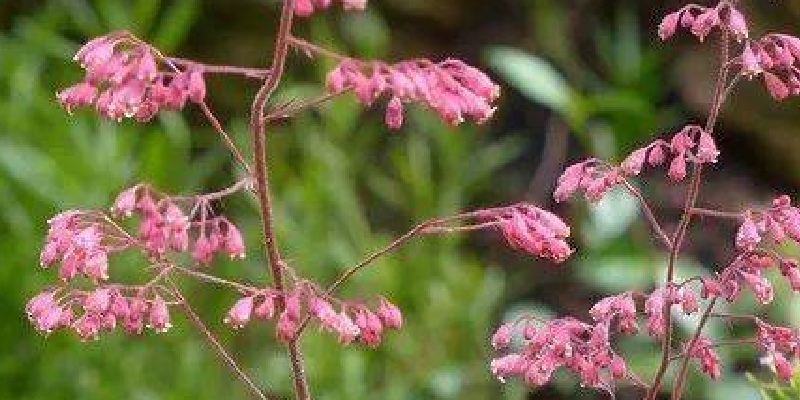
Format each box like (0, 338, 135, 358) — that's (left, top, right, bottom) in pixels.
(57, 32, 207, 121)
(490, 1, 800, 395)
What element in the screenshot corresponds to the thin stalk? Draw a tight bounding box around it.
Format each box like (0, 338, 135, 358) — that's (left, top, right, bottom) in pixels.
(647, 29, 731, 400)
(166, 57, 272, 79)
(198, 100, 252, 174)
(689, 207, 743, 220)
(169, 281, 269, 400)
(621, 180, 673, 249)
(293, 220, 441, 337)
(248, 1, 310, 399)
(671, 298, 718, 399)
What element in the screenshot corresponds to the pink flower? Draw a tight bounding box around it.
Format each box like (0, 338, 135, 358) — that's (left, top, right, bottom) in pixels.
(186, 69, 206, 103)
(224, 296, 255, 329)
(490, 354, 525, 383)
(334, 311, 360, 344)
(385, 96, 404, 130)
(658, 11, 681, 41)
(696, 130, 719, 163)
(690, 8, 720, 42)
(554, 161, 589, 202)
(376, 298, 402, 329)
(780, 259, 800, 291)
(679, 288, 699, 314)
(254, 294, 276, 319)
(620, 147, 647, 176)
(724, 5, 749, 41)
(668, 153, 687, 181)
(647, 141, 667, 166)
(309, 296, 338, 328)
(147, 295, 171, 332)
(60, 33, 209, 121)
(491, 323, 513, 350)
(763, 72, 790, 101)
(741, 270, 774, 305)
(223, 222, 246, 259)
(294, 0, 367, 16)
(83, 288, 112, 314)
(741, 43, 762, 77)
(276, 311, 298, 342)
(111, 186, 138, 217)
(354, 308, 383, 347)
(644, 287, 676, 338)
(72, 314, 102, 341)
(609, 354, 627, 379)
(773, 352, 794, 381)
(123, 296, 148, 335)
(325, 58, 498, 128)
(686, 336, 721, 380)
(26, 290, 57, 319)
(490, 204, 573, 263)
(736, 216, 761, 250)
(57, 82, 98, 113)
(589, 293, 637, 334)
(192, 235, 215, 264)
(294, 0, 315, 16)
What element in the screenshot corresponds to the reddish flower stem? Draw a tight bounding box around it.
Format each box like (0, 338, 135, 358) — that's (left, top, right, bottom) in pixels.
(647, 29, 731, 400)
(265, 89, 351, 122)
(248, 1, 310, 399)
(293, 219, 444, 337)
(671, 297, 718, 399)
(198, 100, 253, 174)
(689, 207, 743, 220)
(287, 36, 347, 60)
(621, 180, 673, 249)
(166, 57, 272, 79)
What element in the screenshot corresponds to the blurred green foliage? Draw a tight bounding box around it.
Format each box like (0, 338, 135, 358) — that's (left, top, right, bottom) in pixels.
(749, 369, 800, 400)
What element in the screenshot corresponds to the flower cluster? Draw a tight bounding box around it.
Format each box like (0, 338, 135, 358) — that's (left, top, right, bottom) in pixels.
(644, 285, 699, 338)
(684, 336, 722, 379)
(29, 183, 249, 341)
(57, 32, 206, 121)
(756, 320, 800, 381)
(294, 0, 366, 17)
(326, 58, 500, 129)
(658, 1, 748, 42)
(554, 124, 719, 203)
(490, 294, 638, 392)
(475, 203, 573, 263)
(111, 185, 246, 263)
(739, 34, 800, 100)
(735, 195, 800, 251)
(224, 286, 402, 346)
(26, 286, 172, 340)
(702, 250, 800, 306)
(39, 211, 117, 282)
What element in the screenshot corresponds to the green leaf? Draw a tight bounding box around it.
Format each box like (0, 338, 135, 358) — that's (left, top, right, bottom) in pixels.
(485, 46, 572, 114)
(151, 0, 199, 51)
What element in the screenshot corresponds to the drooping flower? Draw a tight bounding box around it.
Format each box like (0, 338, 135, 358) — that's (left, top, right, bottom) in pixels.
(58, 32, 207, 121)
(325, 58, 499, 129)
(224, 296, 255, 329)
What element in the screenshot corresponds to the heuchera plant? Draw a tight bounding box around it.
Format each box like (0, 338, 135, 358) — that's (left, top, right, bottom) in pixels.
(489, 1, 800, 399)
(28, 0, 800, 398)
(27, 1, 568, 399)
